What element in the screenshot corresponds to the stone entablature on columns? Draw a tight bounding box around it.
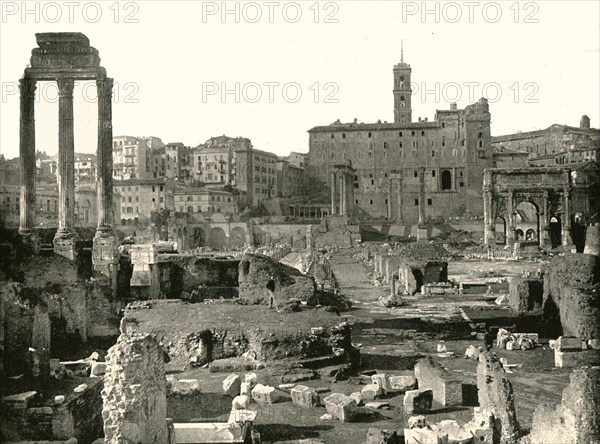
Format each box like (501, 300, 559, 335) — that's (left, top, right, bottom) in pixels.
(19, 33, 118, 268)
(482, 166, 597, 249)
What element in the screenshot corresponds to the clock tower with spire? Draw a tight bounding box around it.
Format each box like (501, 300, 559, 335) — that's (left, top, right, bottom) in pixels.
(393, 40, 412, 124)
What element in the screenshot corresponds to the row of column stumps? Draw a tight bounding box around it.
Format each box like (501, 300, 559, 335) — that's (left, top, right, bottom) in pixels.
(18, 76, 115, 243)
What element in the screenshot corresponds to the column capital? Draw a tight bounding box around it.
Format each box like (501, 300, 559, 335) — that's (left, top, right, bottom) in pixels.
(57, 77, 75, 97)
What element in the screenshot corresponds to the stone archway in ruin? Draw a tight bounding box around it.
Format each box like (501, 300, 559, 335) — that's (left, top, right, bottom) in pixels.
(549, 216, 562, 248)
(192, 227, 206, 248)
(229, 227, 246, 250)
(515, 201, 540, 245)
(18, 33, 116, 269)
(494, 217, 507, 245)
(209, 227, 227, 249)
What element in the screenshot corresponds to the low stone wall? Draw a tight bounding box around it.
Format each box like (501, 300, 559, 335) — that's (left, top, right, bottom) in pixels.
(397, 261, 448, 295)
(238, 253, 315, 304)
(544, 254, 600, 339)
(527, 366, 599, 444)
(509, 277, 544, 313)
(414, 357, 463, 407)
(102, 334, 168, 444)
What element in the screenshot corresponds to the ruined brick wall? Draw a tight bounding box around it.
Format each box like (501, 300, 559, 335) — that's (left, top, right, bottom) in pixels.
(0, 282, 51, 377)
(477, 352, 520, 444)
(162, 256, 240, 298)
(102, 333, 168, 444)
(544, 254, 600, 339)
(508, 277, 543, 313)
(414, 356, 462, 407)
(528, 366, 599, 444)
(238, 253, 315, 304)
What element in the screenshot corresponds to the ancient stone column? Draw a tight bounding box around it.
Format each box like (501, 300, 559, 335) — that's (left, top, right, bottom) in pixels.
(56, 77, 75, 236)
(340, 173, 346, 215)
(330, 171, 337, 215)
(96, 77, 114, 231)
(540, 190, 551, 247)
(18, 78, 37, 235)
(397, 173, 403, 221)
(507, 190, 516, 246)
(562, 185, 573, 248)
(418, 168, 426, 224)
(387, 177, 393, 219)
(483, 170, 495, 245)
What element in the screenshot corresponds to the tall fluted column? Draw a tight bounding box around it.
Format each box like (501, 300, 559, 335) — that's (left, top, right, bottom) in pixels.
(562, 185, 573, 247)
(340, 173, 347, 215)
(483, 170, 495, 245)
(19, 78, 37, 234)
(56, 77, 75, 236)
(330, 171, 337, 215)
(96, 77, 114, 230)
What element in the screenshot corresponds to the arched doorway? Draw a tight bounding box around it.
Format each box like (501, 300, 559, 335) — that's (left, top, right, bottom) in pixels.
(229, 227, 246, 250)
(209, 227, 227, 249)
(515, 201, 540, 244)
(549, 216, 562, 248)
(495, 217, 506, 245)
(192, 227, 206, 248)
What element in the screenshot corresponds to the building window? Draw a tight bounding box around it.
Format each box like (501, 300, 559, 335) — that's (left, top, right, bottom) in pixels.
(370, 199, 373, 205)
(432, 170, 436, 177)
(411, 131, 415, 137)
(479, 140, 483, 148)
(342, 133, 346, 139)
(442, 122, 446, 128)
(368, 132, 372, 138)
(421, 131, 425, 136)
(383, 142, 388, 149)
(461, 140, 465, 146)
(441, 170, 452, 190)
(479, 132, 483, 138)
(427, 199, 432, 205)
(399, 142, 403, 148)
(414, 170, 418, 178)
(431, 150, 435, 157)
(415, 199, 419, 205)
(399, 131, 403, 137)
(330, 134, 334, 139)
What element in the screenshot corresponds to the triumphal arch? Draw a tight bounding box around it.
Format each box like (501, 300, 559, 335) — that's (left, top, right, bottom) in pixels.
(19, 33, 118, 279)
(483, 167, 584, 249)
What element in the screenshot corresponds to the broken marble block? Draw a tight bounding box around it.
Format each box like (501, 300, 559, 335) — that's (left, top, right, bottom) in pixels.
(389, 375, 417, 391)
(290, 385, 320, 408)
(231, 394, 250, 410)
(251, 384, 285, 404)
(349, 392, 364, 406)
(407, 415, 427, 429)
(172, 379, 201, 396)
(90, 361, 108, 377)
(404, 427, 447, 444)
(403, 389, 433, 415)
(361, 383, 383, 401)
(240, 381, 252, 397)
(245, 372, 258, 387)
(371, 373, 391, 393)
(323, 393, 359, 422)
(223, 374, 241, 397)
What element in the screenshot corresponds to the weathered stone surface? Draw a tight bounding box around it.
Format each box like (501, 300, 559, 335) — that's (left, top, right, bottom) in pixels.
(371, 373, 392, 393)
(238, 254, 316, 305)
(231, 394, 250, 410)
(407, 415, 427, 429)
(430, 419, 472, 443)
(290, 385, 320, 408)
(362, 383, 383, 401)
(403, 389, 433, 415)
(222, 374, 241, 397)
(365, 401, 390, 409)
(389, 375, 417, 391)
(240, 381, 252, 397)
(404, 427, 447, 444)
(172, 379, 201, 396)
(508, 277, 543, 313)
(415, 357, 463, 406)
(90, 361, 108, 377)
(365, 427, 402, 444)
(348, 391, 364, 406)
(556, 336, 582, 351)
(477, 352, 520, 444)
(173, 423, 245, 443)
(102, 334, 168, 444)
(251, 383, 285, 404)
(544, 254, 600, 339)
(528, 366, 600, 444)
(397, 261, 448, 295)
(323, 393, 359, 422)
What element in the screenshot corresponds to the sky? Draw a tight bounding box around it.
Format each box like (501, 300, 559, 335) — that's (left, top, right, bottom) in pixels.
(1, 0, 599, 160)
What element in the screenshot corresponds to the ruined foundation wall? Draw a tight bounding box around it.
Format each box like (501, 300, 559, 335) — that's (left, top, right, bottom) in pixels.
(509, 277, 544, 313)
(238, 253, 315, 304)
(102, 333, 168, 444)
(477, 352, 520, 444)
(527, 366, 599, 444)
(414, 356, 463, 407)
(544, 254, 600, 339)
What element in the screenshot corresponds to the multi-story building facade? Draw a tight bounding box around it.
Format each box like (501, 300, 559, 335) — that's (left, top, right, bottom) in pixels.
(74, 153, 97, 182)
(491, 116, 600, 159)
(112, 136, 166, 180)
(114, 178, 174, 224)
(276, 158, 305, 198)
(307, 59, 493, 222)
(173, 186, 236, 215)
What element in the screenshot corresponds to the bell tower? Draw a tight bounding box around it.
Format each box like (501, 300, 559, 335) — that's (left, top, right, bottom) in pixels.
(393, 40, 412, 124)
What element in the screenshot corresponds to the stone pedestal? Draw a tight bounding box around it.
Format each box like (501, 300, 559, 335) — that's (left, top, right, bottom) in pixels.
(53, 233, 77, 261)
(93, 230, 120, 295)
(20, 231, 40, 254)
(417, 223, 428, 241)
